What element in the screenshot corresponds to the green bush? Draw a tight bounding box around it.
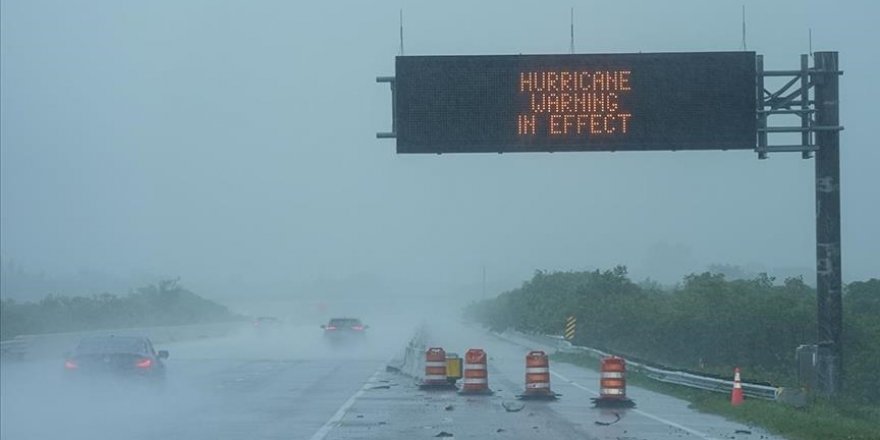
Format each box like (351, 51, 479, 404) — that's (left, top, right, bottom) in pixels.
(0, 279, 239, 340)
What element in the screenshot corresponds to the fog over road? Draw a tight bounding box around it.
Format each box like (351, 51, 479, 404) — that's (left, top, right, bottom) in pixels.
(2, 317, 783, 440)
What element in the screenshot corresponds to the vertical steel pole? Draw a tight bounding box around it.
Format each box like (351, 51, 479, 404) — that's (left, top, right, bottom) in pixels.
(390, 78, 397, 135)
(801, 54, 812, 159)
(482, 265, 486, 299)
(813, 51, 842, 397)
(756, 55, 767, 159)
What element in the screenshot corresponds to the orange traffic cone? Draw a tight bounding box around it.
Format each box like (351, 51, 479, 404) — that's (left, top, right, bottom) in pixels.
(730, 367, 744, 406)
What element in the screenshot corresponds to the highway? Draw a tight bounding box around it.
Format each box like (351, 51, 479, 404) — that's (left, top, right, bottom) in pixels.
(1, 322, 784, 440)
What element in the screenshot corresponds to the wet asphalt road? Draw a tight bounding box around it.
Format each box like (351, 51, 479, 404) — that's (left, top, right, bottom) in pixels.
(1, 324, 785, 440)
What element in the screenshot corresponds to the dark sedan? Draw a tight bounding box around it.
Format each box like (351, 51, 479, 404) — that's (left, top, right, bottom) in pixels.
(64, 335, 169, 382)
(321, 318, 368, 345)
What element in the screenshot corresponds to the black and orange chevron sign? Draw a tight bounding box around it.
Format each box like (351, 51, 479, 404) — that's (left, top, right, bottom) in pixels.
(564, 316, 576, 341)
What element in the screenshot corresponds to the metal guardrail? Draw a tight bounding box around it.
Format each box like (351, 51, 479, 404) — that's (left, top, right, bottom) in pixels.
(0, 336, 29, 361)
(505, 330, 779, 401)
(553, 336, 779, 401)
(639, 364, 778, 400)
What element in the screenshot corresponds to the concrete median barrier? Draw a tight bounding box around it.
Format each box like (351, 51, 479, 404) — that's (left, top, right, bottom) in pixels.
(386, 325, 427, 379)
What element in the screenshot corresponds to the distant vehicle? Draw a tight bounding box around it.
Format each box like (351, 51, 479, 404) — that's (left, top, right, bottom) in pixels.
(64, 335, 168, 382)
(322, 318, 368, 343)
(253, 316, 282, 328)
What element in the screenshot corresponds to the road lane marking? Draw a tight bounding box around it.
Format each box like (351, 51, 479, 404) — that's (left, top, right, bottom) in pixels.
(307, 367, 383, 440)
(550, 370, 720, 440)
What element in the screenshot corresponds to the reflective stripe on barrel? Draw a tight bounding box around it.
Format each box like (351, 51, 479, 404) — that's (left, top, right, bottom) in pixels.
(462, 378, 487, 384)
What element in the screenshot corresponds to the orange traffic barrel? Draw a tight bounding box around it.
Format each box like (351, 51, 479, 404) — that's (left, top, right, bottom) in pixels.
(517, 350, 558, 400)
(591, 356, 635, 407)
(459, 348, 493, 395)
(420, 347, 456, 390)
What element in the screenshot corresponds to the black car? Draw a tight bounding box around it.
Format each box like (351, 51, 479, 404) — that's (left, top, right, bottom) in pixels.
(64, 335, 168, 381)
(322, 318, 367, 342)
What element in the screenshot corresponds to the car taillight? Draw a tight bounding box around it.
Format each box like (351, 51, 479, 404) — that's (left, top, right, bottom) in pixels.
(325, 326, 337, 330)
(352, 325, 364, 331)
(135, 358, 153, 368)
(64, 360, 78, 369)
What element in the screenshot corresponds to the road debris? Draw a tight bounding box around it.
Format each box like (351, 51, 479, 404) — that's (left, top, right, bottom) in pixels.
(435, 431, 454, 437)
(594, 412, 621, 426)
(735, 429, 753, 435)
(501, 401, 525, 412)
(444, 404, 454, 411)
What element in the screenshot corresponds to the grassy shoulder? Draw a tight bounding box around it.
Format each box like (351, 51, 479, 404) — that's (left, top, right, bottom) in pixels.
(552, 352, 880, 440)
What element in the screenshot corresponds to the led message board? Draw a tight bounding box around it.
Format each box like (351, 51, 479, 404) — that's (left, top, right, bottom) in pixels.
(394, 52, 757, 153)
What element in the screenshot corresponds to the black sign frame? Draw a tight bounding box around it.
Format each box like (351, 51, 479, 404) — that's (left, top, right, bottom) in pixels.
(394, 52, 757, 154)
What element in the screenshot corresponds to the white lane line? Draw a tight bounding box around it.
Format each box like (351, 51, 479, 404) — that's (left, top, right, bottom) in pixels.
(308, 367, 383, 440)
(550, 370, 720, 440)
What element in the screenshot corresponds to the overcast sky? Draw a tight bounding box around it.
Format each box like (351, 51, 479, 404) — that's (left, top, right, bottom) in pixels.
(2, 0, 877, 299)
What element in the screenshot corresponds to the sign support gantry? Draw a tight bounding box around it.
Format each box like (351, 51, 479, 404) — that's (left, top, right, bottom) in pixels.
(758, 52, 843, 396)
